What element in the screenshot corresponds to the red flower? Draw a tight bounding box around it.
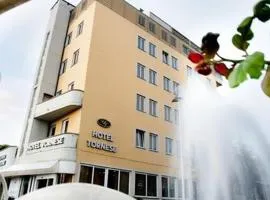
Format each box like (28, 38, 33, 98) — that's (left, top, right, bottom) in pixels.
(214, 63, 230, 77)
(195, 62, 212, 76)
(188, 52, 204, 64)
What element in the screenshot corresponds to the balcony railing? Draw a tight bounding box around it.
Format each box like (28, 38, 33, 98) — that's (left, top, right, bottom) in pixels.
(34, 90, 83, 121)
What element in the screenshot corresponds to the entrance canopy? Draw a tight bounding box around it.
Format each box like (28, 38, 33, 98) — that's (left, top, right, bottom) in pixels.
(0, 160, 78, 177)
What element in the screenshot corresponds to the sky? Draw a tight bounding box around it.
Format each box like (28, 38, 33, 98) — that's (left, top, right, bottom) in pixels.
(0, 0, 269, 146)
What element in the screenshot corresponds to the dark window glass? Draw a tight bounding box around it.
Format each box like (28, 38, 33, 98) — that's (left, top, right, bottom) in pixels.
(37, 179, 47, 189)
(149, 22, 156, 33)
(108, 170, 119, 190)
(135, 174, 146, 196)
(169, 177, 176, 197)
(47, 179, 53, 186)
(138, 15, 145, 26)
(120, 171, 129, 194)
(21, 176, 30, 195)
(79, 166, 93, 183)
(170, 36, 176, 47)
(147, 175, 157, 196)
(93, 168, 105, 186)
(162, 177, 168, 197)
(162, 30, 168, 41)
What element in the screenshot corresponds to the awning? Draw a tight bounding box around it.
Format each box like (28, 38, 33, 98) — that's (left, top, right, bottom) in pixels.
(0, 161, 58, 177)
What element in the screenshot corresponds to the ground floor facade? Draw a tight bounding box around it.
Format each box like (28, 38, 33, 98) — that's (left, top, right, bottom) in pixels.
(5, 161, 184, 200)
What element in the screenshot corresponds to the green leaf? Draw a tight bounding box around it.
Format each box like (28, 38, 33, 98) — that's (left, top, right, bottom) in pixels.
(245, 29, 254, 41)
(254, 0, 270, 22)
(232, 34, 249, 51)
(261, 66, 270, 97)
(228, 66, 248, 88)
(241, 52, 265, 79)
(237, 16, 254, 37)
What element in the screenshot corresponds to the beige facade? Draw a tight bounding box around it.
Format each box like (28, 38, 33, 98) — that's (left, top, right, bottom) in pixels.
(2, 0, 221, 199)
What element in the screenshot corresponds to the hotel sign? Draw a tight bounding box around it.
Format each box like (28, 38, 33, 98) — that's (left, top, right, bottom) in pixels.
(87, 131, 117, 153)
(27, 136, 65, 152)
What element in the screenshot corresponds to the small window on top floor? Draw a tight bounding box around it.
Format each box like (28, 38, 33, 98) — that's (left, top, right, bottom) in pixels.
(77, 21, 84, 36)
(183, 45, 190, 55)
(170, 36, 176, 47)
(161, 30, 168, 41)
(162, 51, 169, 65)
(149, 22, 156, 33)
(138, 15, 146, 27)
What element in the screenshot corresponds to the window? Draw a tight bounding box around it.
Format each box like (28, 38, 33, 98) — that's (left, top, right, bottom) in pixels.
(149, 133, 158, 151)
(107, 170, 129, 194)
(174, 109, 179, 124)
(149, 22, 155, 33)
(136, 94, 145, 112)
(61, 119, 69, 133)
(164, 105, 172, 122)
(138, 15, 145, 26)
(187, 66, 193, 77)
(68, 82, 74, 90)
(135, 173, 157, 197)
(149, 69, 157, 85)
(60, 59, 67, 75)
(149, 43, 156, 57)
(183, 45, 190, 55)
(172, 56, 178, 69)
(161, 30, 168, 41)
(79, 165, 93, 183)
(65, 32, 72, 47)
(77, 21, 84, 36)
(166, 138, 173, 155)
(56, 90, 62, 96)
(137, 63, 145, 80)
(138, 36, 145, 51)
(170, 36, 176, 47)
(136, 129, 145, 148)
(162, 177, 176, 198)
(47, 123, 56, 137)
(149, 99, 157, 117)
(173, 81, 180, 96)
(79, 165, 129, 194)
(163, 77, 171, 92)
(72, 49, 80, 66)
(162, 51, 169, 64)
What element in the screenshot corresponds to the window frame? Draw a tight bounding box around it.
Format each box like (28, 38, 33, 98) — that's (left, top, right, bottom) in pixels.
(149, 99, 157, 117)
(163, 76, 171, 92)
(172, 56, 178, 70)
(149, 22, 156, 33)
(149, 42, 156, 57)
(60, 59, 68, 75)
(136, 129, 145, 149)
(136, 94, 145, 112)
(61, 119, 69, 134)
(164, 105, 172, 122)
(136, 63, 146, 80)
(137, 36, 145, 51)
(68, 81, 75, 91)
(149, 69, 157, 85)
(149, 133, 158, 152)
(165, 137, 173, 155)
(135, 172, 157, 197)
(72, 49, 80, 66)
(65, 32, 72, 47)
(138, 15, 146, 27)
(162, 51, 169, 65)
(77, 21, 84, 36)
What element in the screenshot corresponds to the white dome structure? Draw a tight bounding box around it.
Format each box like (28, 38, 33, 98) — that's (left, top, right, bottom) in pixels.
(17, 183, 135, 200)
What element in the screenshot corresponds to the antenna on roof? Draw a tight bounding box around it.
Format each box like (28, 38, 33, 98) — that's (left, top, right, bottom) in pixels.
(139, 8, 144, 12)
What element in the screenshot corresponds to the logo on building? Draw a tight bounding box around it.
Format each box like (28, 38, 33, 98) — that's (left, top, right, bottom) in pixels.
(97, 119, 111, 128)
(0, 154, 7, 167)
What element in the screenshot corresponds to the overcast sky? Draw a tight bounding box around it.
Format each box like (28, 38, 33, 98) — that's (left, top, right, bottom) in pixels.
(0, 0, 269, 146)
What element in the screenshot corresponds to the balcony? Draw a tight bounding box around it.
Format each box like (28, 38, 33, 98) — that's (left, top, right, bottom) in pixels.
(35, 90, 83, 121)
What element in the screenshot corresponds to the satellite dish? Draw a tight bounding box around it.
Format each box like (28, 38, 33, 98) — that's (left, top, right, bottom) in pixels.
(17, 183, 135, 200)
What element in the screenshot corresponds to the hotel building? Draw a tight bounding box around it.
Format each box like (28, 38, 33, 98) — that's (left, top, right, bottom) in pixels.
(1, 0, 222, 199)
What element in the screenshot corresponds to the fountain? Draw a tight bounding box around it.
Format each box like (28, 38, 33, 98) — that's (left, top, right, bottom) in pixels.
(181, 75, 270, 200)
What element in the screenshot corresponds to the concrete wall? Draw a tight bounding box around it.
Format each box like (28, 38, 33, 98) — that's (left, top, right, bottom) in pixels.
(0, 146, 17, 170)
(19, 0, 74, 156)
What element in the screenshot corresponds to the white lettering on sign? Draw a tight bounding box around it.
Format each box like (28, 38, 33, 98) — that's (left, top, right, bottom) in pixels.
(27, 137, 65, 152)
(87, 141, 117, 153)
(92, 131, 113, 142)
